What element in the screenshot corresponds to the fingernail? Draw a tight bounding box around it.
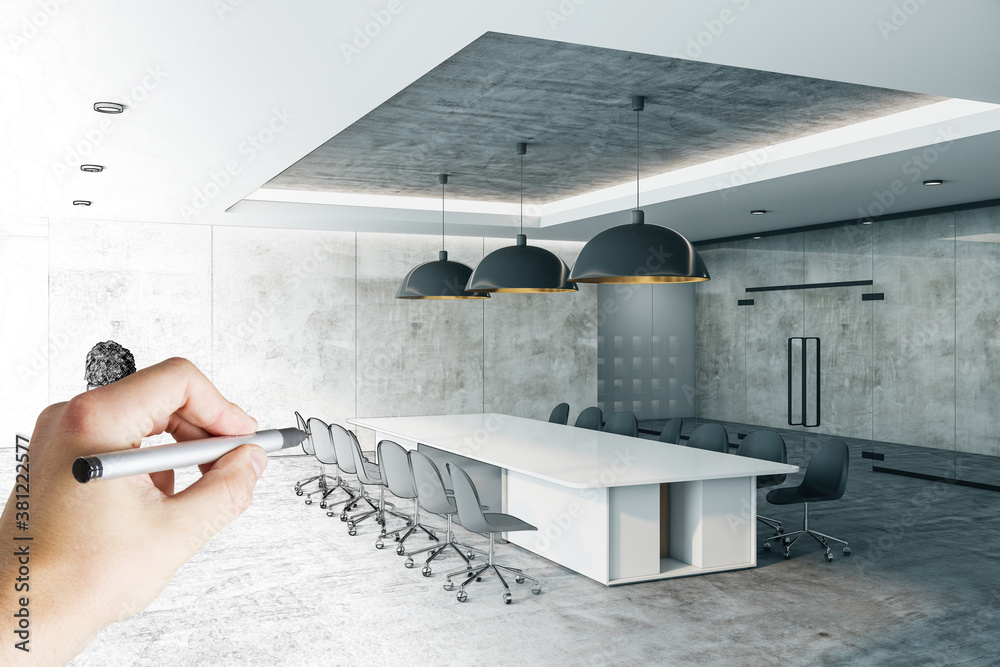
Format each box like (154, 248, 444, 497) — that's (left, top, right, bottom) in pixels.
(249, 447, 268, 480)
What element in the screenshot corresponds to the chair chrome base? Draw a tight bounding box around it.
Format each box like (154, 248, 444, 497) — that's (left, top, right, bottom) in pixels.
(758, 514, 783, 534)
(417, 515, 488, 575)
(764, 502, 850, 562)
(344, 486, 407, 536)
(442, 533, 541, 603)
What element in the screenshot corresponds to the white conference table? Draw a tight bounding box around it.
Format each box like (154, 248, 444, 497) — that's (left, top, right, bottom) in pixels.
(348, 413, 798, 586)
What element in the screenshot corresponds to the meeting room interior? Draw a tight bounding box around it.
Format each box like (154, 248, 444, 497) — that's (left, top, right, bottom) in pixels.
(2, 2, 999, 665)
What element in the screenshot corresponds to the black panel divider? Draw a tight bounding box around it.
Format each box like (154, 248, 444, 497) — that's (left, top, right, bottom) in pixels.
(747, 279, 873, 293)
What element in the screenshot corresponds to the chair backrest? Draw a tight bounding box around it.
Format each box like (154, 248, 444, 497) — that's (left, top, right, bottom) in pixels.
(602, 410, 638, 437)
(687, 423, 729, 453)
(548, 402, 570, 425)
(349, 431, 380, 485)
(378, 440, 416, 498)
(574, 406, 603, 430)
(737, 430, 787, 486)
(308, 417, 336, 465)
(446, 462, 491, 534)
(658, 418, 683, 444)
(330, 423, 358, 475)
(409, 450, 456, 516)
(800, 439, 850, 501)
(296, 411, 315, 455)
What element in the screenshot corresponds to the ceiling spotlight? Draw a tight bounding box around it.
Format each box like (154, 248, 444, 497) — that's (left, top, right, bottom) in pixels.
(80, 164, 104, 173)
(862, 221, 873, 225)
(752, 236, 762, 240)
(93, 102, 125, 114)
(750, 210, 766, 215)
(72, 200, 92, 206)
(923, 179, 944, 186)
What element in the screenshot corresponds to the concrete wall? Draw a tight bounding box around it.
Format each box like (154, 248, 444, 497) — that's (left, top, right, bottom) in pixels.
(694, 202, 1000, 458)
(0, 218, 597, 449)
(597, 283, 696, 422)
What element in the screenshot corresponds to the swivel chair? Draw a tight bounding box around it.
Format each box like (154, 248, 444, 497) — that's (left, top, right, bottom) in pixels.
(764, 439, 851, 562)
(329, 425, 377, 524)
(409, 450, 487, 575)
(736, 430, 788, 534)
(574, 406, 603, 431)
(345, 433, 408, 536)
(687, 423, 729, 453)
(658, 418, 683, 445)
(292, 412, 323, 496)
(548, 402, 570, 425)
(602, 410, 638, 437)
(308, 419, 359, 511)
(444, 462, 542, 604)
(299, 416, 339, 504)
(377, 439, 439, 557)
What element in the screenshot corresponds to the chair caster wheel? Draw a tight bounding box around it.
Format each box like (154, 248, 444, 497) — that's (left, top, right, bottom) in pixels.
(782, 537, 791, 546)
(776, 527, 785, 534)
(443, 581, 455, 592)
(763, 542, 771, 552)
(825, 551, 833, 562)
(784, 551, 791, 560)
(467, 553, 475, 561)
(348, 528, 357, 536)
(476, 577, 482, 582)
(375, 540, 384, 550)
(531, 585, 541, 595)
(394, 533, 400, 541)
(406, 520, 413, 526)
(503, 592, 512, 604)
(320, 502, 327, 510)
(515, 576, 525, 584)
(340, 513, 348, 522)
(295, 490, 303, 496)
(843, 547, 851, 556)
(327, 512, 335, 518)
(347, 521, 355, 530)
(405, 557, 415, 569)
(396, 545, 405, 556)
(304, 499, 312, 505)
(422, 566, 432, 577)
(457, 590, 468, 603)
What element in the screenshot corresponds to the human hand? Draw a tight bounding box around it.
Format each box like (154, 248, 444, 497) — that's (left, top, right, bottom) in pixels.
(0, 357, 267, 665)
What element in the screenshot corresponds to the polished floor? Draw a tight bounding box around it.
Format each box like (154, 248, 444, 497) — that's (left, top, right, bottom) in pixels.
(12, 435, 992, 667)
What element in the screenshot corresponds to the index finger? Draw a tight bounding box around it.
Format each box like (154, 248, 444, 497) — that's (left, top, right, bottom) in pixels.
(65, 357, 258, 452)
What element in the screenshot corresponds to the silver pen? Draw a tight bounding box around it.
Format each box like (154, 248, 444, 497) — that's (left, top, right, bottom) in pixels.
(72, 428, 307, 483)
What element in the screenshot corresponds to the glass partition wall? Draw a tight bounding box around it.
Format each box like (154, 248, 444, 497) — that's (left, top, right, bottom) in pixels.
(695, 204, 1000, 491)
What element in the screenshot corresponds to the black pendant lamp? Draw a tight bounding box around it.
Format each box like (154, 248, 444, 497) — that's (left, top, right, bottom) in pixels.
(396, 174, 489, 300)
(570, 96, 710, 284)
(465, 143, 577, 293)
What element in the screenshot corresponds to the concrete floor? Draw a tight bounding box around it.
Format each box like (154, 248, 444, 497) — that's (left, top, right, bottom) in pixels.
(7, 433, 993, 666)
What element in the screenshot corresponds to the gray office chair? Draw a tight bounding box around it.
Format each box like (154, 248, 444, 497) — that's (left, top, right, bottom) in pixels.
(300, 417, 339, 504)
(687, 423, 729, 453)
(444, 462, 542, 604)
(409, 449, 487, 575)
(329, 425, 377, 523)
(736, 430, 788, 534)
(377, 440, 439, 557)
(548, 402, 570, 425)
(344, 432, 409, 535)
(293, 412, 323, 497)
(602, 410, 638, 437)
(307, 419, 359, 511)
(658, 418, 683, 444)
(764, 439, 851, 562)
(574, 406, 603, 431)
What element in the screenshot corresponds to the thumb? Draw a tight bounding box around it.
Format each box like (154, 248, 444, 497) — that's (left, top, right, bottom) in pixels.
(166, 444, 268, 554)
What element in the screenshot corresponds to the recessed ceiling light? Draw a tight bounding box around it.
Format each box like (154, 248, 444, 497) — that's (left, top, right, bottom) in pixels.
(923, 179, 944, 186)
(72, 200, 91, 206)
(862, 221, 873, 225)
(80, 164, 104, 173)
(93, 102, 124, 114)
(752, 236, 762, 240)
(750, 210, 766, 215)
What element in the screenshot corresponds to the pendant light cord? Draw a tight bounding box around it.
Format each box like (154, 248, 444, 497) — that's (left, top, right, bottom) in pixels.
(519, 149, 524, 237)
(441, 179, 445, 252)
(636, 104, 640, 210)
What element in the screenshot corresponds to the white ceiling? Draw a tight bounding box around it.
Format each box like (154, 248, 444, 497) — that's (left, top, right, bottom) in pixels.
(2, 0, 999, 242)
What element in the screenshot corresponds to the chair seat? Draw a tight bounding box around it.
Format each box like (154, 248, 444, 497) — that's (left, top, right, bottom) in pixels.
(483, 512, 537, 533)
(766, 486, 835, 506)
(361, 459, 382, 482)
